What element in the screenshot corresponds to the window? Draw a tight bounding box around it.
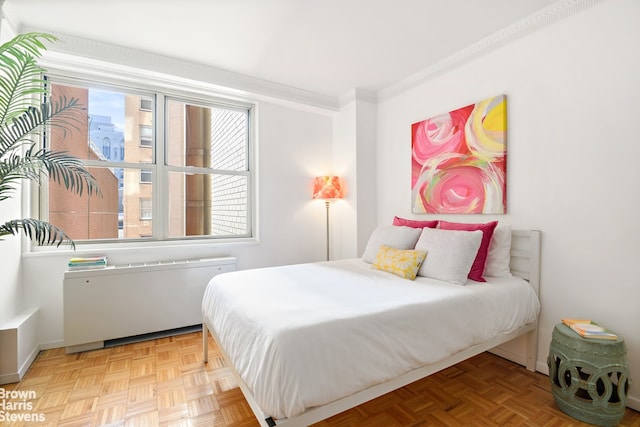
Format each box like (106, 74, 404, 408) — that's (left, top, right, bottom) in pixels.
(140, 97, 152, 111)
(102, 137, 111, 158)
(42, 78, 253, 243)
(139, 125, 152, 147)
(140, 169, 152, 184)
(139, 198, 152, 220)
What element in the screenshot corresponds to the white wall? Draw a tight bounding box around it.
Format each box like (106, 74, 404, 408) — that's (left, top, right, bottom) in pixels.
(22, 99, 335, 347)
(0, 198, 22, 325)
(376, 0, 640, 409)
(333, 90, 378, 260)
(0, 10, 37, 384)
(0, 9, 22, 326)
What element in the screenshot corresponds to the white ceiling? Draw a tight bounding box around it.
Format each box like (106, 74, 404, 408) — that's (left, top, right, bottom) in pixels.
(3, 0, 561, 99)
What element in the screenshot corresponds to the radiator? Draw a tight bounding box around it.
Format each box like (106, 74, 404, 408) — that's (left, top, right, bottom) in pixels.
(63, 257, 236, 353)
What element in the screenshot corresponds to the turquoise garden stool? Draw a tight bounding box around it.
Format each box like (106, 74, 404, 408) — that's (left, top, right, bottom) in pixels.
(548, 323, 630, 426)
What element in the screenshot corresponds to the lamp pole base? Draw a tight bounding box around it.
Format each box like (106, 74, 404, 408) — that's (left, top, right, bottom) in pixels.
(325, 200, 330, 261)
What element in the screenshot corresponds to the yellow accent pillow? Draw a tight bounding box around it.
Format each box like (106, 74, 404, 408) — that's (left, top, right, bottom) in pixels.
(371, 245, 427, 280)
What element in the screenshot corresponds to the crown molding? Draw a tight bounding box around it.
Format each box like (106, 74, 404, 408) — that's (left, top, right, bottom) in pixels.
(0, 0, 19, 36)
(378, 0, 607, 102)
(20, 26, 340, 112)
(6, 0, 604, 109)
(339, 88, 378, 106)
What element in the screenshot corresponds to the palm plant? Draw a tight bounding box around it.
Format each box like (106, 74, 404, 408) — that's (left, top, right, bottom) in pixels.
(0, 32, 99, 248)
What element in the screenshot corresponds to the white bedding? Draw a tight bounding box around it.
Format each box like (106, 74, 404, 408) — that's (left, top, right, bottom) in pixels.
(202, 258, 540, 420)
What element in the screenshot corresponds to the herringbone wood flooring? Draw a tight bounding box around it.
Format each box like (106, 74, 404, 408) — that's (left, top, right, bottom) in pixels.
(2, 331, 639, 426)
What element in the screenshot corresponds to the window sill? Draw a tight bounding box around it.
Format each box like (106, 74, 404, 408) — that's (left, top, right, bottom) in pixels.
(24, 236, 259, 257)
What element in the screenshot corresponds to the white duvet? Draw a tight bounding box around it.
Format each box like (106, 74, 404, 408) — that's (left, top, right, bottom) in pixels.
(202, 258, 539, 420)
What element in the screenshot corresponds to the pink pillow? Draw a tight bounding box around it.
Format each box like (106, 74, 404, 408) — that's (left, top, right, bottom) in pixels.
(438, 220, 498, 282)
(393, 216, 438, 229)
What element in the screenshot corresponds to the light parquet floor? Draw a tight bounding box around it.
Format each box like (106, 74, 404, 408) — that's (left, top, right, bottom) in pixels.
(2, 331, 639, 426)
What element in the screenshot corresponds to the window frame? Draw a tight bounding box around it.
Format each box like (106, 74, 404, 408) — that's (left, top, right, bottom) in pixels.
(34, 70, 256, 250)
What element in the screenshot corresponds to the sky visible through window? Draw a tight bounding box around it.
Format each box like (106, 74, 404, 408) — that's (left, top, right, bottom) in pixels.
(88, 90, 125, 131)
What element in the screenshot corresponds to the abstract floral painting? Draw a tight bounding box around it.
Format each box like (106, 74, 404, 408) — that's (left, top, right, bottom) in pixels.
(411, 94, 507, 214)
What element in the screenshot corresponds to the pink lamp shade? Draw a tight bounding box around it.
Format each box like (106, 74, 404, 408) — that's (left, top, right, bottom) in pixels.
(312, 176, 344, 200)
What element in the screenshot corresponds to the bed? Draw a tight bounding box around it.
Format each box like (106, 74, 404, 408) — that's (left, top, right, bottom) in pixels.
(202, 228, 541, 427)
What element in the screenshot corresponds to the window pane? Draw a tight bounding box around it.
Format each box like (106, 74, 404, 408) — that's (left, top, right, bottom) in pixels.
(166, 100, 248, 170)
(46, 82, 156, 242)
(48, 167, 153, 240)
(48, 83, 153, 163)
(48, 166, 119, 240)
(167, 172, 248, 238)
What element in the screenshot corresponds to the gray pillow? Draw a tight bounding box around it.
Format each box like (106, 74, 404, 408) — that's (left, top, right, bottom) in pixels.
(362, 225, 422, 263)
(415, 227, 482, 285)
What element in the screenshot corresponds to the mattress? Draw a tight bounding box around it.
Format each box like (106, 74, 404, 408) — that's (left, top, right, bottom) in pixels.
(202, 258, 540, 420)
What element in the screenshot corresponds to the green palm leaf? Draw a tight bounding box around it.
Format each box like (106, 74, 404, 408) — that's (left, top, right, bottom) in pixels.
(0, 218, 74, 248)
(0, 33, 56, 125)
(0, 33, 57, 58)
(29, 146, 100, 197)
(0, 95, 84, 157)
(0, 145, 100, 201)
(0, 32, 101, 248)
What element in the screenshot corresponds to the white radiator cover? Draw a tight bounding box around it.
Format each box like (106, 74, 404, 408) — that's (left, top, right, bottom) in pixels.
(64, 257, 236, 353)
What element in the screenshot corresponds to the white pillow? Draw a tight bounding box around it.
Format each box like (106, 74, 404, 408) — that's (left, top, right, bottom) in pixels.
(415, 227, 482, 285)
(362, 225, 422, 263)
(484, 225, 513, 278)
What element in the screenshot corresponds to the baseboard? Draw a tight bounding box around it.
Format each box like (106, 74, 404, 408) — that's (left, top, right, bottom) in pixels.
(537, 359, 550, 376)
(489, 347, 526, 367)
(0, 343, 40, 385)
(0, 372, 20, 385)
(489, 332, 534, 369)
(628, 396, 640, 412)
(18, 342, 40, 379)
(65, 341, 104, 354)
(38, 340, 64, 351)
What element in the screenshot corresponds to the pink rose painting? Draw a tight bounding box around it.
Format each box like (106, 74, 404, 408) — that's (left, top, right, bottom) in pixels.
(411, 94, 507, 214)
